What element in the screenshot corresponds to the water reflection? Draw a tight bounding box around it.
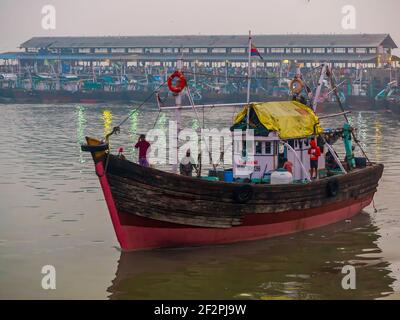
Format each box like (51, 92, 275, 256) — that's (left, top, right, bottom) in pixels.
(107, 213, 394, 300)
(374, 120, 382, 163)
(102, 109, 113, 138)
(75, 105, 87, 163)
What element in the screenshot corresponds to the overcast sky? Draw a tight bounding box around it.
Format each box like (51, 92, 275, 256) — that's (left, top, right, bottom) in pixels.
(1, 0, 399, 52)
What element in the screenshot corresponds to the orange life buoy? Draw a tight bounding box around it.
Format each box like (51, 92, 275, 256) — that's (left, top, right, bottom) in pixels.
(167, 71, 187, 93)
(289, 78, 304, 94)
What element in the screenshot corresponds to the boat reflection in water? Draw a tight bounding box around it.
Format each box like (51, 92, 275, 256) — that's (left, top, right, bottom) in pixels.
(107, 213, 394, 300)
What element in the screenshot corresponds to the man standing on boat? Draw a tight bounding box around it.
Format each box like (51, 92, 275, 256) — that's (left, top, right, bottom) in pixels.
(135, 134, 150, 167)
(180, 150, 196, 176)
(308, 139, 321, 179)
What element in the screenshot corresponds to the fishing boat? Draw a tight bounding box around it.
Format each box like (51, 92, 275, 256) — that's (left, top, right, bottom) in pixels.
(81, 44, 383, 251)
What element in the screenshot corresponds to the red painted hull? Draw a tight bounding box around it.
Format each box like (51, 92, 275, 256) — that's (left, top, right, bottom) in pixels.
(95, 161, 374, 251)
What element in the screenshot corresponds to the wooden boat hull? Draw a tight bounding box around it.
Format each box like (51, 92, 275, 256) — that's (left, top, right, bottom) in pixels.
(91, 154, 383, 251)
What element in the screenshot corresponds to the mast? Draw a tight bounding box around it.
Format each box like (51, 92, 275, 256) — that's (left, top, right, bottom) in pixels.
(246, 30, 252, 128)
(172, 58, 183, 173)
(312, 63, 328, 112)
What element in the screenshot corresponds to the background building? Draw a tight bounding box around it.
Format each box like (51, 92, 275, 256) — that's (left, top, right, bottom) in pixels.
(0, 34, 398, 70)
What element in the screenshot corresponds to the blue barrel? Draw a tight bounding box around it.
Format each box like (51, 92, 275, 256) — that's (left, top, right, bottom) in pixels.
(224, 170, 234, 182)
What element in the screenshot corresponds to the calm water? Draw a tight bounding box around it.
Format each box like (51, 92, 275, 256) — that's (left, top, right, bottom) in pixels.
(0, 103, 399, 299)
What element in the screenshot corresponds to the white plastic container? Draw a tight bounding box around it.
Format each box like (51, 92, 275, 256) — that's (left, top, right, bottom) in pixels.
(270, 169, 293, 185)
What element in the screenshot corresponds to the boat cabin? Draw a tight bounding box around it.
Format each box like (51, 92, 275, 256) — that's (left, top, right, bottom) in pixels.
(230, 101, 325, 182)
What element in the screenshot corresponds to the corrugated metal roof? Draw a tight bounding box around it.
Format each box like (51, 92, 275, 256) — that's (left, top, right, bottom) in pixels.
(20, 34, 397, 49)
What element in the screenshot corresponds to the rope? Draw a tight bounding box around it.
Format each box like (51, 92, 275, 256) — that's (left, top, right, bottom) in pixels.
(104, 80, 168, 142)
(117, 80, 168, 128)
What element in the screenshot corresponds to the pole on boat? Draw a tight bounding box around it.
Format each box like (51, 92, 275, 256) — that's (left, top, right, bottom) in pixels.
(312, 63, 328, 112)
(246, 30, 252, 129)
(172, 58, 183, 173)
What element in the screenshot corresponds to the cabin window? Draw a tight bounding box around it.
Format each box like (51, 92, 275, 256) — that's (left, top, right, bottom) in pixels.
(288, 139, 295, 149)
(234, 140, 241, 154)
(298, 140, 303, 149)
(265, 142, 272, 155)
(255, 141, 263, 155)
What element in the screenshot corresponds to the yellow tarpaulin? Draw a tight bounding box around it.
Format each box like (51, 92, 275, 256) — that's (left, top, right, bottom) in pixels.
(233, 101, 323, 139)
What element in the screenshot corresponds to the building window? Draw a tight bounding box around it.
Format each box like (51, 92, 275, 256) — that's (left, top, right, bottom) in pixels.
(292, 48, 302, 53)
(78, 48, 91, 53)
(356, 48, 367, 54)
(145, 48, 161, 53)
(94, 48, 108, 53)
(231, 48, 246, 53)
(334, 48, 345, 53)
(271, 48, 284, 53)
(212, 48, 227, 53)
(163, 48, 173, 53)
(348, 48, 354, 53)
(369, 48, 377, 53)
(128, 48, 143, 53)
(313, 48, 325, 53)
(257, 48, 265, 53)
(285, 48, 291, 53)
(180, 48, 189, 53)
(193, 48, 208, 53)
(111, 48, 125, 53)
